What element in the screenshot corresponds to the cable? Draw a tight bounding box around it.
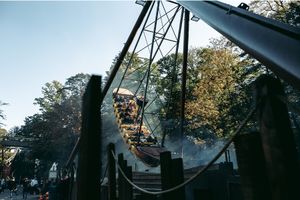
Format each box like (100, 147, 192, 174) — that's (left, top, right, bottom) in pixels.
(110, 102, 258, 195)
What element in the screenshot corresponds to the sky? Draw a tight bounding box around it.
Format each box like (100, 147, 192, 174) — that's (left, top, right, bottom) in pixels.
(0, 0, 245, 130)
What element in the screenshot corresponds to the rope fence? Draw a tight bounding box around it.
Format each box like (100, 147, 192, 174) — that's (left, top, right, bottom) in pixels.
(100, 162, 109, 185)
(110, 102, 258, 195)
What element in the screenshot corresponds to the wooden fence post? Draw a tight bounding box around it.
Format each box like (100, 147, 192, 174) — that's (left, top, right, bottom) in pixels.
(108, 143, 116, 200)
(234, 132, 271, 200)
(77, 75, 102, 200)
(255, 75, 299, 200)
(171, 158, 185, 200)
(126, 166, 133, 200)
(136, 194, 157, 200)
(68, 163, 75, 200)
(193, 189, 212, 200)
(122, 160, 127, 200)
(160, 152, 185, 200)
(160, 151, 173, 200)
(118, 153, 124, 200)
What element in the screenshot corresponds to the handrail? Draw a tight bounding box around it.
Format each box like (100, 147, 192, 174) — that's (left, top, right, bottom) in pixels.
(65, 137, 80, 169)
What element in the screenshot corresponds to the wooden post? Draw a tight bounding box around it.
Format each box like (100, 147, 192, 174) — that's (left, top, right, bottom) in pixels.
(161, 152, 186, 200)
(136, 194, 157, 200)
(171, 158, 185, 200)
(77, 75, 102, 200)
(234, 132, 271, 200)
(1, 148, 3, 178)
(68, 164, 75, 200)
(255, 75, 299, 200)
(125, 166, 133, 200)
(108, 143, 116, 200)
(193, 189, 212, 200)
(160, 151, 173, 200)
(118, 153, 124, 200)
(122, 160, 127, 200)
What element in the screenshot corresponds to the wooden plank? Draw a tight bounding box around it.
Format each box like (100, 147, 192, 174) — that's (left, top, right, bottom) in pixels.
(108, 143, 116, 200)
(255, 75, 299, 200)
(234, 132, 271, 200)
(77, 75, 102, 200)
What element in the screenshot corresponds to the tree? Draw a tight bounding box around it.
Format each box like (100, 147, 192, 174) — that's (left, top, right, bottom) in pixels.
(152, 50, 201, 121)
(0, 128, 7, 137)
(185, 47, 250, 140)
(0, 101, 8, 127)
(10, 73, 91, 178)
(249, 1, 300, 27)
(34, 81, 65, 113)
(249, 0, 300, 150)
(152, 53, 183, 119)
(10, 151, 35, 179)
(285, 2, 300, 27)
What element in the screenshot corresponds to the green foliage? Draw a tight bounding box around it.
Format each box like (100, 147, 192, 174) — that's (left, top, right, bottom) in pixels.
(285, 2, 300, 27)
(0, 101, 8, 127)
(185, 48, 249, 138)
(152, 50, 200, 120)
(150, 43, 254, 142)
(250, 0, 300, 27)
(10, 151, 35, 179)
(249, 0, 300, 139)
(152, 53, 183, 119)
(34, 81, 64, 113)
(12, 73, 91, 175)
(0, 128, 7, 137)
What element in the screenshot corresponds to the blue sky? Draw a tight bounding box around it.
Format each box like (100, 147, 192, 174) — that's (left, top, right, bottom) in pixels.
(0, 1, 243, 130)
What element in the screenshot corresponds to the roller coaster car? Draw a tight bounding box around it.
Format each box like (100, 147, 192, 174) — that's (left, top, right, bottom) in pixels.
(136, 96, 148, 107)
(113, 88, 167, 167)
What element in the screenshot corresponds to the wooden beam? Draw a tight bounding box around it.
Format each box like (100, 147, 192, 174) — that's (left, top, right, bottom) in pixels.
(255, 75, 299, 200)
(77, 75, 102, 200)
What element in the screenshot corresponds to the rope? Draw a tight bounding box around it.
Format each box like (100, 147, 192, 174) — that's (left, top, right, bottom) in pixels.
(100, 162, 109, 185)
(110, 102, 258, 195)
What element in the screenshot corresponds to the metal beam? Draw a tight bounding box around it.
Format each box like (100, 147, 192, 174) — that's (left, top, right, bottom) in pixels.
(180, 9, 189, 158)
(0, 140, 32, 148)
(100, 1, 152, 103)
(178, 1, 300, 89)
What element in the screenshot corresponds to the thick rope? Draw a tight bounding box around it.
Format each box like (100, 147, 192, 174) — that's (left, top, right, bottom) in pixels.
(110, 103, 258, 195)
(100, 162, 109, 185)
